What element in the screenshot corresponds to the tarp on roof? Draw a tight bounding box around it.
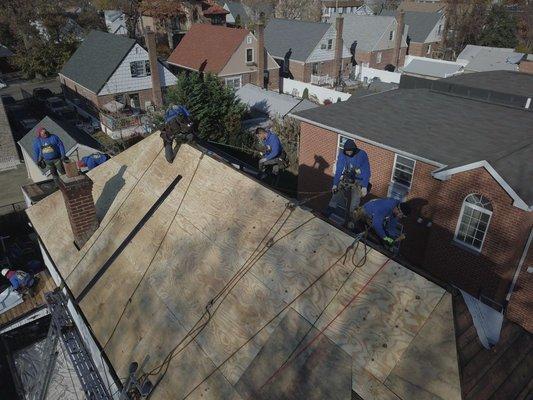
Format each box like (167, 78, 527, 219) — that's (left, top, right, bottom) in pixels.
(60, 30, 136, 93)
(264, 19, 331, 61)
(27, 134, 461, 400)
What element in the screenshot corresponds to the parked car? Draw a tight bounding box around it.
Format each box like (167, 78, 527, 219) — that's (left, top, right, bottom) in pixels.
(33, 87, 54, 103)
(18, 118, 39, 132)
(45, 96, 77, 119)
(1, 95, 16, 106)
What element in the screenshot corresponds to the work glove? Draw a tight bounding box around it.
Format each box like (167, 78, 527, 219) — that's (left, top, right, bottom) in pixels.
(332, 185, 338, 194)
(354, 168, 361, 175)
(383, 237, 395, 246)
(37, 159, 46, 169)
(360, 187, 368, 197)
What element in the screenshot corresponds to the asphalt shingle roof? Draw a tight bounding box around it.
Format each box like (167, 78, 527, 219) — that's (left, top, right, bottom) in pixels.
(224, 1, 250, 25)
(294, 88, 533, 205)
(442, 71, 533, 98)
(60, 30, 136, 93)
(264, 19, 331, 62)
(333, 14, 397, 52)
(167, 24, 248, 73)
(381, 10, 441, 42)
(18, 116, 102, 162)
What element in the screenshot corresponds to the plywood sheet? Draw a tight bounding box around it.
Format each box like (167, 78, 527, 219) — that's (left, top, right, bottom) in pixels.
(384, 293, 461, 400)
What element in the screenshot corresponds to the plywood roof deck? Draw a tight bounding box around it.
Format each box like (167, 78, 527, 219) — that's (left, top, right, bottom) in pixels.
(27, 134, 461, 400)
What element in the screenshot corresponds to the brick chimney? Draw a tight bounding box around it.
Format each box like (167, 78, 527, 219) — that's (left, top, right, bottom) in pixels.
(334, 13, 344, 85)
(255, 21, 265, 88)
(145, 28, 163, 108)
(58, 174, 99, 249)
(394, 11, 405, 69)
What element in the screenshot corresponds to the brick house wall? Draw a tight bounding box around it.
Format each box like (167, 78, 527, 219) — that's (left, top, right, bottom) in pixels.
(285, 58, 351, 83)
(506, 240, 533, 332)
(356, 47, 407, 69)
(519, 60, 533, 74)
(298, 122, 533, 325)
(408, 41, 440, 58)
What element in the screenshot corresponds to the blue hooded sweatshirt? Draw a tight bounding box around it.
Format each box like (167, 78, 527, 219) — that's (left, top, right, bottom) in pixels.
(33, 134, 66, 162)
(262, 130, 283, 161)
(82, 153, 109, 170)
(5, 270, 33, 290)
(363, 198, 401, 239)
(333, 139, 370, 188)
(165, 105, 191, 123)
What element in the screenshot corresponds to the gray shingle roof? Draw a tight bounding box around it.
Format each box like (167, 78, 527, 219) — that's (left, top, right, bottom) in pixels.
(442, 71, 533, 98)
(332, 14, 396, 52)
(0, 44, 13, 58)
(60, 30, 136, 93)
(457, 45, 523, 72)
(224, 2, 250, 25)
(402, 58, 463, 78)
(18, 116, 102, 163)
(264, 19, 331, 62)
(382, 10, 441, 42)
(294, 88, 533, 205)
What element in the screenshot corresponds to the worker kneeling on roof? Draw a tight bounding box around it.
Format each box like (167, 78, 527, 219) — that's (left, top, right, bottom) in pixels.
(255, 127, 285, 178)
(1, 268, 37, 293)
(327, 139, 370, 227)
(160, 105, 194, 163)
(78, 153, 109, 171)
(357, 198, 410, 249)
(33, 127, 68, 179)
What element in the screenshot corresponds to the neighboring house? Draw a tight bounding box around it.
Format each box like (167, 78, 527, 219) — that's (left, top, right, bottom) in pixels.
(321, 0, 372, 19)
(401, 55, 463, 79)
(293, 71, 533, 332)
(0, 101, 19, 171)
(224, 1, 275, 27)
(18, 116, 103, 182)
(202, 2, 230, 25)
(397, 0, 445, 13)
(31, 18, 84, 42)
(329, 14, 408, 70)
(59, 30, 177, 138)
(519, 54, 533, 74)
(167, 24, 280, 91)
(381, 10, 444, 58)
(0, 43, 13, 75)
(264, 18, 351, 85)
(236, 83, 317, 129)
(457, 45, 525, 73)
(26, 134, 464, 400)
(104, 10, 128, 35)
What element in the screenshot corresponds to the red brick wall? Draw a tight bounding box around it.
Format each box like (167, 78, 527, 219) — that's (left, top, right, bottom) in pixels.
(298, 122, 533, 319)
(408, 41, 440, 58)
(356, 48, 407, 69)
(288, 58, 351, 83)
(519, 60, 533, 74)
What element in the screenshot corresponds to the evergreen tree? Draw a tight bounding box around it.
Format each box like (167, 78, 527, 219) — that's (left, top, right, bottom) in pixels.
(235, 14, 242, 28)
(302, 88, 309, 99)
(479, 4, 518, 48)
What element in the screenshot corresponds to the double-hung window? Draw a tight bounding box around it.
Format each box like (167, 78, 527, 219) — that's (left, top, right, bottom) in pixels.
(246, 48, 254, 63)
(388, 154, 415, 200)
(454, 194, 492, 252)
(327, 39, 333, 50)
(224, 75, 242, 90)
(130, 60, 151, 77)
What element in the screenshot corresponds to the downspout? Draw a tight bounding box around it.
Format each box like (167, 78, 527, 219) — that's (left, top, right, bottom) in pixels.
(506, 227, 533, 302)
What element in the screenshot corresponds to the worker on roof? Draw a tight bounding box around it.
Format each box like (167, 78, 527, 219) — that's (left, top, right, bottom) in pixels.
(33, 127, 67, 178)
(161, 105, 194, 163)
(77, 153, 109, 171)
(358, 198, 410, 248)
(1, 268, 37, 293)
(327, 139, 371, 227)
(255, 127, 286, 179)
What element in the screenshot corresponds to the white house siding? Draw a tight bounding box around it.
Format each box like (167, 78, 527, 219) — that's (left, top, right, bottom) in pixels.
(373, 19, 408, 52)
(99, 43, 177, 96)
(219, 34, 279, 76)
(306, 25, 351, 63)
(425, 15, 445, 44)
(224, 4, 235, 24)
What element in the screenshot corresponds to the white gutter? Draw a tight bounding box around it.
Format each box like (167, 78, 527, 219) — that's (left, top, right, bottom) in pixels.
(506, 228, 533, 302)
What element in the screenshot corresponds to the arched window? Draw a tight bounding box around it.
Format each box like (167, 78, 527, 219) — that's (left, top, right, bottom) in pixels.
(454, 194, 493, 251)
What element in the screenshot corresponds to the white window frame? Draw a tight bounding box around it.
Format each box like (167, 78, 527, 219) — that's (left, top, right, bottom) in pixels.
(376, 52, 382, 64)
(224, 75, 242, 90)
(245, 48, 254, 63)
(427, 44, 432, 55)
(390, 154, 416, 189)
(454, 194, 493, 252)
(246, 35, 253, 44)
(130, 60, 151, 77)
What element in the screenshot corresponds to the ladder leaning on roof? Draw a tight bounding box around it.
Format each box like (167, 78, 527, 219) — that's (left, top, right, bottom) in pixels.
(45, 290, 112, 400)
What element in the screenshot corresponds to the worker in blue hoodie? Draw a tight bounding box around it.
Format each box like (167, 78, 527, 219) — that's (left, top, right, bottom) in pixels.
(160, 105, 194, 163)
(361, 198, 410, 247)
(327, 139, 371, 225)
(1, 268, 36, 293)
(256, 127, 285, 177)
(78, 153, 109, 171)
(33, 127, 67, 177)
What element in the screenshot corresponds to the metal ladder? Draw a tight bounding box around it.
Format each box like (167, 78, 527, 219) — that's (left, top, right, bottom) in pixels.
(45, 290, 112, 400)
(29, 322, 59, 400)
